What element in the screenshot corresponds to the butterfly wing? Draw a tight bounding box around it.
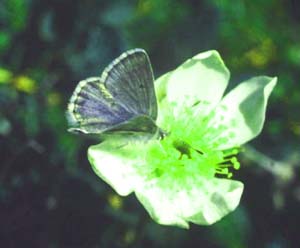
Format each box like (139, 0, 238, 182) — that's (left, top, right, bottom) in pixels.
(67, 49, 158, 135)
(102, 48, 157, 120)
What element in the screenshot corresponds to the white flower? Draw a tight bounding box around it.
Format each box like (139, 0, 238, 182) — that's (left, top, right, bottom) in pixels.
(88, 50, 277, 228)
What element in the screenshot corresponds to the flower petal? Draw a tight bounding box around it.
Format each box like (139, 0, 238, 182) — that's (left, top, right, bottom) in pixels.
(135, 177, 244, 228)
(187, 179, 244, 226)
(211, 76, 277, 150)
(88, 137, 147, 196)
(155, 50, 230, 108)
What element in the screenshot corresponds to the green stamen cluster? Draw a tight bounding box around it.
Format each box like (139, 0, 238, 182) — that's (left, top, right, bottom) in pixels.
(142, 100, 240, 186)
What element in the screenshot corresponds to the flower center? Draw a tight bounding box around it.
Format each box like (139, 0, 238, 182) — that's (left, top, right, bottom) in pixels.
(172, 139, 194, 158)
(143, 100, 240, 184)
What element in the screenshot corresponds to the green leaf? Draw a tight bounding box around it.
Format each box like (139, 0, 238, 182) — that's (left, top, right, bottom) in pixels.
(155, 50, 230, 108)
(135, 177, 244, 228)
(212, 76, 277, 150)
(7, 0, 29, 32)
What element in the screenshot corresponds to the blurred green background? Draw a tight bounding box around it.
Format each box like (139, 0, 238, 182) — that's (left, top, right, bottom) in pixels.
(1, 0, 300, 247)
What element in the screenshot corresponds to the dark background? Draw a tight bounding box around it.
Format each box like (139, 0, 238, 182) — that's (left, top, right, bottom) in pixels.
(1, 0, 300, 247)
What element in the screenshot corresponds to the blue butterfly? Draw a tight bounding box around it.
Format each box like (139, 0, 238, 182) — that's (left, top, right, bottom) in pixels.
(67, 48, 159, 137)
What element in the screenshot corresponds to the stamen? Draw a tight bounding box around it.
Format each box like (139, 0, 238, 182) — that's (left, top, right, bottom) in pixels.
(213, 147, 240, 178)
(216, 168, 229, 174)
(142, 98, 242, 185)
(223, 148, 239, 157)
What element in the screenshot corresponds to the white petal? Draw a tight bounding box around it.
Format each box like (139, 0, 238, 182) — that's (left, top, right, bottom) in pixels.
(88, 138, 147, 196)
(211, 76, 277, 150)
(155, 50, 230, 108)
(135, 177, 244, 228)
(187, 179, 244, 225)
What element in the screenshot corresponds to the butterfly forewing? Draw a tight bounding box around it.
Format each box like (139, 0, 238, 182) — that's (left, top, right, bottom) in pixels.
(101, 48, 157, 120)
(67, 49, 158, 135)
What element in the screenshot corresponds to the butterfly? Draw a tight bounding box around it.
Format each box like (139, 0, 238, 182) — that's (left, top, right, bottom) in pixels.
(67, 48, 160, 138)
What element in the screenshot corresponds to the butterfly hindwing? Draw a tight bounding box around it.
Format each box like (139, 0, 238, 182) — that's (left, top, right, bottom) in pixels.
(67, 77, 134, 134)
(67, 49, 158, 135)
